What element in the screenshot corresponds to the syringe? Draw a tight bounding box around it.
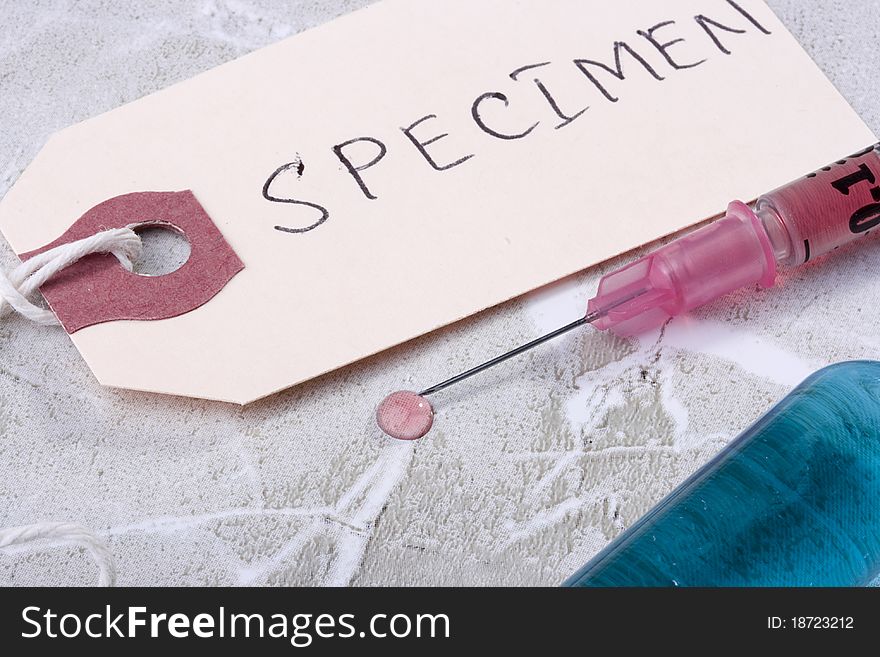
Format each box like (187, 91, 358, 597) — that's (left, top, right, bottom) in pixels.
(377, 143, 880, 440)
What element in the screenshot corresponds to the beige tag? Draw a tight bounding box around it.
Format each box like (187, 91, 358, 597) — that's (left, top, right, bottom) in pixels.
(0, 0, 873, 403)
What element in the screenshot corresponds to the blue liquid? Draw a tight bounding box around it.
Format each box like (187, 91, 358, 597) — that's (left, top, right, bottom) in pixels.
(565, 361, 880, 587)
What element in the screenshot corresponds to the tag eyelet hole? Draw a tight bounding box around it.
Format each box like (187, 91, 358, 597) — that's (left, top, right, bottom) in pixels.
(130, 222, 191, 277)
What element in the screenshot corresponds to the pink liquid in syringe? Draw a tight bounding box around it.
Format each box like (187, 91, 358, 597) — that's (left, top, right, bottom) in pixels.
(756, 144, 880, 266)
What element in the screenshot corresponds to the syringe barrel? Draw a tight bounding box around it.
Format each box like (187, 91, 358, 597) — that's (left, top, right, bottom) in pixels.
(590, 143, 880, 336)
(757, 144, 880, 266)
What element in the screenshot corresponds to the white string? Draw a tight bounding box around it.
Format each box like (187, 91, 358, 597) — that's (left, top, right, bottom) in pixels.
(0, 226, 142, 324)
(0, 228, 137, 586)
(0, 522, 117, 586)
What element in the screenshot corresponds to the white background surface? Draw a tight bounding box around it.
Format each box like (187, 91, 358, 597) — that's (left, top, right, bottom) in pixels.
(1, 0, 879, 586)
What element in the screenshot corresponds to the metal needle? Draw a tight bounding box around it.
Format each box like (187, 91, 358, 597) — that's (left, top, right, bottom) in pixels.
(418, 288, 646, 397)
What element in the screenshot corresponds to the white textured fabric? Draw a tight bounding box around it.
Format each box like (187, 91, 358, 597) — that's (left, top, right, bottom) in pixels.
(0, 522, 116, 587)
(0, 1, 878, 586)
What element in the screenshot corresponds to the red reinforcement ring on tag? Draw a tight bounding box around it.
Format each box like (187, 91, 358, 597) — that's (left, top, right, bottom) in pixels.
(19, 191, 244, 333)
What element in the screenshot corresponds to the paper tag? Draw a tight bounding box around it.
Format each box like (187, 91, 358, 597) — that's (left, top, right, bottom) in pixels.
(0, 0, 874, 403)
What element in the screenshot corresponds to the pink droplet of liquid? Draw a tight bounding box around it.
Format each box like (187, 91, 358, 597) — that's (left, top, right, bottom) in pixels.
(376, 391, 434, 440)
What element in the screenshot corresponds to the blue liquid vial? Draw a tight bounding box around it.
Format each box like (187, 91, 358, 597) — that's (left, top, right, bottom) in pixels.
(565, 361, 880, 587)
